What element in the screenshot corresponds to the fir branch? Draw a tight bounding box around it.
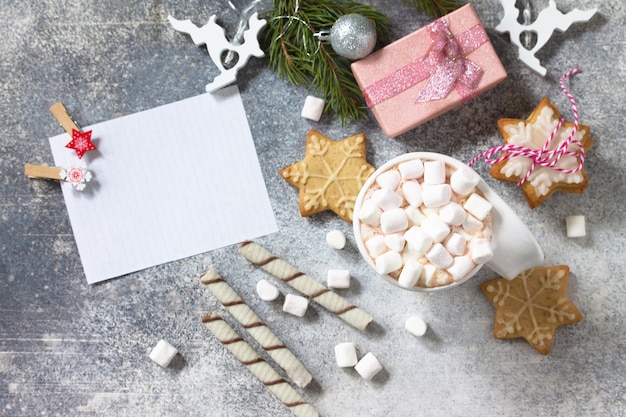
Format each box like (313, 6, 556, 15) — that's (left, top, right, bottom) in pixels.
(402, 0, 461, 17)
(262, 0, 390, 125)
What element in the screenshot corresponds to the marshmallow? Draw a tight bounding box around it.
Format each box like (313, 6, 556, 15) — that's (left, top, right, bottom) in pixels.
(444, 233, 467, 256)
(380, 208, 408, 234)
(422, 184, 452, 207)
(384, 233, 406, 252)
(375, 251, 403, 275)
(283, 294, 309, 317)
(463, 193, 493, 220)
(402, 180, 423, 207)
(149, 339, 178, 368)
(421, 206, 440, 217)
(405, 316, 428, 337)
(398, 260, 422, 288)
(301, 95, 325, 121)
(469, 238, 493, 264)
(462, 214, 483, 233)
(354, 352, 383, 380)
(566, 215, 586, 237)
(404, 206, 426, 226)
(365, 235, 387, 257)
(439, 202, 466, 226)
(425, 243, 453, 269)
(326, 229, 346, 249)
(376, 170, 401, 190)
(334, 342, 358, 367)
(446, 255, 476, 281)
(398, 159, 424, 179)
(327, 269, 351, 289)
(420, 215, 450, 243)
(358, 199, 382, 227)
(404, 226, 433, 254)
(423, 160, 446, 185)
(421, 264, 437, 287)
(256, 279, 280, 301)
(450, 167, 480, 196)
(372, 188, 403, 211)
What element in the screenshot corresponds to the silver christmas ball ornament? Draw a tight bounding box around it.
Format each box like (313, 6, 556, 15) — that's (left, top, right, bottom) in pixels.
(329, 14, 377, 60)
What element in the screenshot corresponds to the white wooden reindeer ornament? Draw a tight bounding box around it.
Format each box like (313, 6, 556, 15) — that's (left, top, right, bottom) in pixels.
(168, 12, 266, 92)
(496, 0, 596, 76)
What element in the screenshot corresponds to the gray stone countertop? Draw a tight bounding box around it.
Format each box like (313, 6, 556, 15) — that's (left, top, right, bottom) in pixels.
(0, 1, 624, 416)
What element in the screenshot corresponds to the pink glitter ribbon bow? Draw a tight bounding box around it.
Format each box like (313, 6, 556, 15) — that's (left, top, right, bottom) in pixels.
(362, 19, 488, 107)
(469, 68, 585, 186)
(415, 19, 483, 103)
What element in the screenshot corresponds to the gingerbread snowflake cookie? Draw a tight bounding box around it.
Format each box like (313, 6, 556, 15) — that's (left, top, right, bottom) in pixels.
(490, 97, 593, 209)
(280, 130, 375, 222)
(481, 265, 583, 355)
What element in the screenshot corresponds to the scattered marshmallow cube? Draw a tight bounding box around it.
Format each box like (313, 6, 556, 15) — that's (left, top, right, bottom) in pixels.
(375, 251, 403, 275)
(283, 294, 309, 317)
(439, 202, 466, 226)
(420, 215, 450, 243)
(405, 316, 428, 337)
(365, 235, 387, 257)
(463, 193, 493, 220)
(334, 342, 358, 367)
(354, 352, 383, 380)
(327, 269, 351, 289)
(376, 170, 401, 190)
(384, 233, 406, 252)
(469, 238, 493, 264)
(149, 339, 178, 368)
(256, 279, 280, 301)
(450, 167, 480, 196)
(372, 188, 403, 211)
(423, 160, 446, 185)
(422, 184, 452, 207)
(380, 208, 409, 234)
(402, 180, 423, 207)
(398, 260, 422, 288)
(301, 95, 325, 121)
(358, 200, 382, 227)
(326, 229, 346, 249)
(566, 215, 586, 237)
(398, 159, 424, 179)
(404, 206, 426, 226)
(444, 233, 467, 256)
(404, 226, 433, 254)
(446, 255, 475, 281)
(425, 243, 453, 269)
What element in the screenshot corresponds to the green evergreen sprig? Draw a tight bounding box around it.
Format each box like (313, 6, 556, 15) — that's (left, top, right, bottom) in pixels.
(262, 0, 391, 125)
(402, 0, 460, 17)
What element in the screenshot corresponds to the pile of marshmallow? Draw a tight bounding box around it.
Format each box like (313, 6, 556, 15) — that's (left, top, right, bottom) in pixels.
(357, 159, 495, 288)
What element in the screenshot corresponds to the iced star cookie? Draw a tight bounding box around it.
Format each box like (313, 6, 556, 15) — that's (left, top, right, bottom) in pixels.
(280, 130, 375, 222)
(481, 265, 583, 355)
(490, 98, 593, 209)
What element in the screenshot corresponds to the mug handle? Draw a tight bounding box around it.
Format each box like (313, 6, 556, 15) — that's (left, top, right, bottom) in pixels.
(480, 184, 544, 279)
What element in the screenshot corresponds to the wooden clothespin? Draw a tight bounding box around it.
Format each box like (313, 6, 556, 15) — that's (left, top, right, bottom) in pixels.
(24, 103, 94, 191)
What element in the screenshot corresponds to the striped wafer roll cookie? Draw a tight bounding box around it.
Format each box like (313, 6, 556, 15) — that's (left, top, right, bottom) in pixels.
(200, 269, 313, 388)
(202, 312, 319, 417)
(239, 241, 374, 330)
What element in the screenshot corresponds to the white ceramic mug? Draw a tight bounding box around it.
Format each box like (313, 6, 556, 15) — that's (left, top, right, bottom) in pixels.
(353, 152, 544, 291)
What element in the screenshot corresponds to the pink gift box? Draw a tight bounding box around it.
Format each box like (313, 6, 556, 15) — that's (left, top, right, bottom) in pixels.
(351, 3, 507, 137)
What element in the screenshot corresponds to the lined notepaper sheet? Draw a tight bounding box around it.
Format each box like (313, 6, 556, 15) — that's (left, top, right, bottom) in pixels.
(49, 86, 277, 284)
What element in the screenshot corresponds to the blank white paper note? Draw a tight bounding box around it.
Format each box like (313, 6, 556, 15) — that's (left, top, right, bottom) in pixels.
(49, 86, 278, 284)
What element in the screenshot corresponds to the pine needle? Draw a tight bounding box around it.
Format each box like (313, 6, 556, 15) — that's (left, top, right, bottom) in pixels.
(402, 0, 460, 17)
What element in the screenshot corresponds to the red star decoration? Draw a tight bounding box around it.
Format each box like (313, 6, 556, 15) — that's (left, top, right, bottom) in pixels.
(65, 129, 96, 159)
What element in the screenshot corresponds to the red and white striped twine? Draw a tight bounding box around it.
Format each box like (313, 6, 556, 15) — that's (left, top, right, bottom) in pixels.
(469, 68, 585, 186)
